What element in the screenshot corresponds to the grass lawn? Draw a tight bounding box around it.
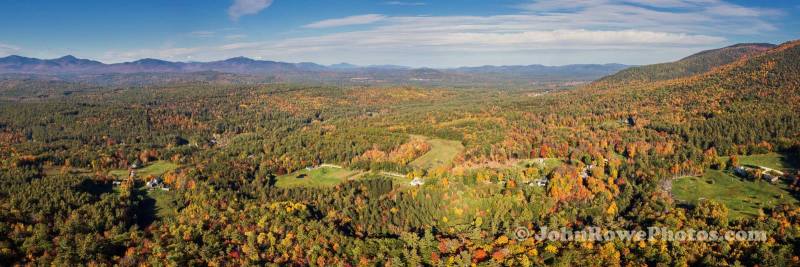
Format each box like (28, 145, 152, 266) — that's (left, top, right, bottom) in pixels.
(409, 135, 464, 170)
(719, 153, 798, 171)
(516, 158, 564, 174)
(673, 169, 798, 218)
(147, 189, 180, 219)
(275, 166, 360, 188)
(109, 160, 178, 178)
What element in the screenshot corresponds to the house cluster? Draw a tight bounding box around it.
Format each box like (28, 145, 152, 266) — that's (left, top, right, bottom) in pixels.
(579, 164, 596, 180)
(112, 169, 136, 187)
(733, 166, 785, 183)
(146, 177, 170, 191)
(110, 166, 170, 191)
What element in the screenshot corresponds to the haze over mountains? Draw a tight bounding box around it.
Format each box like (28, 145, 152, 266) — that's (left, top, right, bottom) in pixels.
(0, 42, 781, 87)
(0, 54, 630, 85)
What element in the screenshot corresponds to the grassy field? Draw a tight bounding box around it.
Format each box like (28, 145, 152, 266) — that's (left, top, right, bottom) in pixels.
(719, 153, 798, 171)
(275, 166, 361, 188)
(516, 158, 564, 174)
(409, 135, 464, 170)
(673, 169, 797, 218)
(147, 189, 180, 219)
(109, 160, 178, 178)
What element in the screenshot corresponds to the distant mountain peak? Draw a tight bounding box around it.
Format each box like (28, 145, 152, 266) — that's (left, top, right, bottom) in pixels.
(223, 56, 257, 63)
(329, 62, 359, 69)
(1, 55, 36, 61)
(133, 58, 169, 63)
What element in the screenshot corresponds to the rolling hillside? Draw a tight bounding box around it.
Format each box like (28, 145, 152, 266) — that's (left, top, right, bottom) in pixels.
(598, 43, 776, 83)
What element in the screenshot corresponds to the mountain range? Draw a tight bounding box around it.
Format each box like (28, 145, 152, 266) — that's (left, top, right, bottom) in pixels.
(0, 54, 630, 85)
(0, 42, 780, 87)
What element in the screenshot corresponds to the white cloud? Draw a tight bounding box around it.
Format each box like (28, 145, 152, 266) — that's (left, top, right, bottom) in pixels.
(228, 0, 273, 21)
(516, 0, 778, 34)
(225, 34, 248, 40)
(0, 42, 21, 56)
(304, 14, 387, 29)
(104, 0, 781, 66)
(189, 31, 215, 37)
(437, 30, 723, 46)
(385, 1, 426, 6)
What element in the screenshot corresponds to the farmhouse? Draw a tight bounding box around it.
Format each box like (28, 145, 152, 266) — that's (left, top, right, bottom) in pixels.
(733, 166, 786, 183)
(145, 177, 171, 191)
(146, 177, 162, 188)
(531, 178, 548, 187)
(410, 177, 425, 186)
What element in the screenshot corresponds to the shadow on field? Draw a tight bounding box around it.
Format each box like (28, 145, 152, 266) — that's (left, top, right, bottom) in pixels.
(134, 188, 157, 228)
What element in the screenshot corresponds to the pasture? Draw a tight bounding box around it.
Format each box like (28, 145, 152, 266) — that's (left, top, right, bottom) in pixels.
(734, 153, 797, 171)
(409, 135, 464, 170)
(673, 169, 797, 218)
(275, 166, 361, 188)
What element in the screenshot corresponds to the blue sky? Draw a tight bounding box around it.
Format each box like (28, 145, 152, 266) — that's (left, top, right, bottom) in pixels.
(0, 0, 798, 67)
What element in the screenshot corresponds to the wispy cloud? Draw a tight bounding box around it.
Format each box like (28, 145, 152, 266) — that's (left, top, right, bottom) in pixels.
(106, 0, 782, 66)
(304, 14, 387, 29)
(0, 42, 21, 56)
(228, 0, 274, 21)
(225, 34, 248, 40)
(517, 0, 778, 32)
(385, 1, 426, 6)
(189, 31, 215, 38)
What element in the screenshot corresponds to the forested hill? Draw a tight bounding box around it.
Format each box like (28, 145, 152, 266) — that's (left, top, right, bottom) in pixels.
(597, 43, 776, 84)
(580, 40, 800, 157)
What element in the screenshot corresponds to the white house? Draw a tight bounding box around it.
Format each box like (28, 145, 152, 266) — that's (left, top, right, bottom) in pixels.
(532, 178, 548, 187)
(410, 177, 425, 186)
(146, 177, 162, 188)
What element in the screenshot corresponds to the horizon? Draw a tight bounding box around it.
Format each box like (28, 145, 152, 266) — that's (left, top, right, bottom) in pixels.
(1, 0, 798, 68)
(0, 52, 637, 68)
(0, 41, 790, 69)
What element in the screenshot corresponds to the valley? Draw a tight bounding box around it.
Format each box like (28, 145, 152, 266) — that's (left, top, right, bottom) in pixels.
(1, 38, 800, 266)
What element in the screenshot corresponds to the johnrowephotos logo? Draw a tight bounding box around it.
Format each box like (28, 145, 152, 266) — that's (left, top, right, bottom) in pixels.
(513, 226, 767, 242)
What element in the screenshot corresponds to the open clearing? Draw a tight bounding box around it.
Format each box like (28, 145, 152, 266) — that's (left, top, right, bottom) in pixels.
(719, 153, 798, 171)
(147, 189, 180, 219)
(673, 169, 797, 218)
(516, 158, 564, 174)
(409, 135, 464, 170)
(109, 160, 179, 178)
(275, 166, 361, 188)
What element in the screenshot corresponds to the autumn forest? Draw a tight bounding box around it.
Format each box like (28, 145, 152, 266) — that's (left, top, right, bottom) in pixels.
(1, 37, 800, 267)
